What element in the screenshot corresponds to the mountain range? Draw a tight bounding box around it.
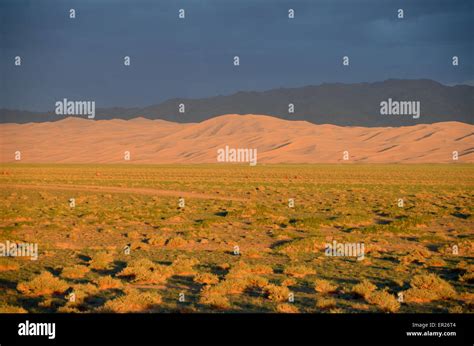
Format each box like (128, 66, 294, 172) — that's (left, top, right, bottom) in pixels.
(1, 79, 473, 126)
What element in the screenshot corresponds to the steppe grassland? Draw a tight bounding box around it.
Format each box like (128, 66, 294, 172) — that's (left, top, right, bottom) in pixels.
(0, 164, 472, 313)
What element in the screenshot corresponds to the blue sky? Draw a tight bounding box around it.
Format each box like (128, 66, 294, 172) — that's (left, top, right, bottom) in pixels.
(1, 0, 473, 111)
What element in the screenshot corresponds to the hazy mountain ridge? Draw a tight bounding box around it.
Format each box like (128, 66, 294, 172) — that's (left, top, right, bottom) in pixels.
(1, 79, 473, 126)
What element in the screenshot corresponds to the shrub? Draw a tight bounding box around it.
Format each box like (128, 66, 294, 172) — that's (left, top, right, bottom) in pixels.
(100, 288, 162, 313)
(367, 290, 400, 313)
(276, 303, 299, 313)
(57, 306, 81, 313)
(281, 278, 297, 287)
(316, 297, 337, 310)
(213, 278, 248, 295)
(88, 251, 114, 270)
(199, 287, 231, 310)
(218, 263, 231, 270)
(0, 304, 27, 313)
(207, 274, 270, 297)
(0, 259, 19, 272)
(117, 258, 173, 284)
(17, 272, 69, 297)
(314, 279, 337, 294)
(352, 279, 377, 299)
(226, 261, 273, 279)
(194, 273, 219, 285)
(64, 283, 99, 306)
(126, 231, 141, 239)
(425, 258, 446, 267)
(172, 257, 199, 275)
(245, 275, 269, 289)
(94, 276, 123, 290)
(146, 234, 167, 246)
(448, 306, 463, 313)
(61, 265, 90, 279)
(165, 237, 188, 248)
(276, 238, 320, 256)
(458, 263, 474, 283)
(460, 272, 474, 283)
(284, 264, 315, 278)
(399, 250, 428, 265)
(265, 284, 291, 302)
(404, 274, 456, 303)
(244, 249, 262, 259)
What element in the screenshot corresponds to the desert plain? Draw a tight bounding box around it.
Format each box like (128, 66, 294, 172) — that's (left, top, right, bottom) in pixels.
(0, 115, 472, 313)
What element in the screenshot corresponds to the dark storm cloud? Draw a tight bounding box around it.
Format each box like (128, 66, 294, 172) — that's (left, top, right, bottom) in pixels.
(1, 0, 472, 111)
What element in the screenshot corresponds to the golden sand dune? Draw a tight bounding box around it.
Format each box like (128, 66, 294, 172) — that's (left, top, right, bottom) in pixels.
(1, 114, 473, 163)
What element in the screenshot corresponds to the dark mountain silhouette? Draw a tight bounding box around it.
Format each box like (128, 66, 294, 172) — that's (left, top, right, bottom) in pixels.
(1, 79, 473, 126)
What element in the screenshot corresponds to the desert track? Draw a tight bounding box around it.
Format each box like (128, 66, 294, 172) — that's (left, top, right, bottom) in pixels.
(0, 183, 245, 202)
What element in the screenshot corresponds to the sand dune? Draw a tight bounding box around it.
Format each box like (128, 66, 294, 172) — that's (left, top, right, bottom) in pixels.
(1, 114, 473, 163)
